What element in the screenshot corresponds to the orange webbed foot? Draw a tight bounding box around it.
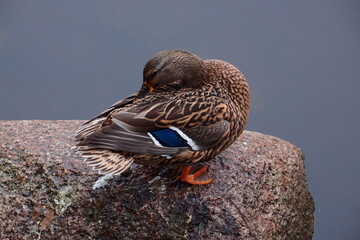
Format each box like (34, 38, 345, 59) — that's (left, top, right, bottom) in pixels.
(177, 165, 213, 185)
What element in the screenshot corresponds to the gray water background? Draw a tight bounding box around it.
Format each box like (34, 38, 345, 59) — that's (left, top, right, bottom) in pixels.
(1, 1, 359, 239)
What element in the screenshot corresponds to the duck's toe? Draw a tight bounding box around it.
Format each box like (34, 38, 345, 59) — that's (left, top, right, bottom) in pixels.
(177, 165, 213, 185)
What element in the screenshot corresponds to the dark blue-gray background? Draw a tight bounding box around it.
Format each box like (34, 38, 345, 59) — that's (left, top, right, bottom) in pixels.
(1, 1, 359, 239)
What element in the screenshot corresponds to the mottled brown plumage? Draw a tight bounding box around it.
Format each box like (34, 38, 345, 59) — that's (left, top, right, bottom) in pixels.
(75, 50, 250, 184)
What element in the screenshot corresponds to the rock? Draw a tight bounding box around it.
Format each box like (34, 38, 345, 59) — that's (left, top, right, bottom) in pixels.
(0, 120, 314, 240)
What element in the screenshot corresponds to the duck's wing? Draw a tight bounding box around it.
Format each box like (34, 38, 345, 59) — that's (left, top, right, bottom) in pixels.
(75, 92, 138, 141)
(77, 94, 231, 156)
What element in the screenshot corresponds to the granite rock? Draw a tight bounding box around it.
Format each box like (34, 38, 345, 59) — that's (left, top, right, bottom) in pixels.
(0, 120, 314, 240)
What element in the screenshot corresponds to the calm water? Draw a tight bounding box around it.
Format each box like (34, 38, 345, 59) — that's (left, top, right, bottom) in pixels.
(1, 1, 359, 239)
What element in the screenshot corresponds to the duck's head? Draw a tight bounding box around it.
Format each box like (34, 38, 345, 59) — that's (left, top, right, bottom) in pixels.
(138, 50, 207, 97)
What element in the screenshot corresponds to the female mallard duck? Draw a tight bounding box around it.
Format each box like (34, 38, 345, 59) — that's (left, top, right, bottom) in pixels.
(75, 50, 250, 184)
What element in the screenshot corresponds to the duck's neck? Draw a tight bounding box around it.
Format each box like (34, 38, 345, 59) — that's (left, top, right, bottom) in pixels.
(203, 59, 250, 107)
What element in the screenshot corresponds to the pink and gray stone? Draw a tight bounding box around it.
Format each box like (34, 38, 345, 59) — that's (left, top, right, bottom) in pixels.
(0, 120, 314, 239)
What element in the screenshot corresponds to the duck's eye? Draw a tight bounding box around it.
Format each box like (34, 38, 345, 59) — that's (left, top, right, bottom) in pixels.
(151, 70, 158, 78)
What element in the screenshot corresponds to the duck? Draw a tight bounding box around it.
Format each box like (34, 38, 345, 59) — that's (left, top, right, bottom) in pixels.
(75, 50, 250, 185)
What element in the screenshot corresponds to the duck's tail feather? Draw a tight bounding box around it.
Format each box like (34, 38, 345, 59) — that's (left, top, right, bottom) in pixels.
(75, 117, 107, 141)
(78, 148, 133, 175)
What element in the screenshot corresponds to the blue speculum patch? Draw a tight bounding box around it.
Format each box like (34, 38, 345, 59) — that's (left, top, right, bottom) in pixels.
(150, 128, 189, 147)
